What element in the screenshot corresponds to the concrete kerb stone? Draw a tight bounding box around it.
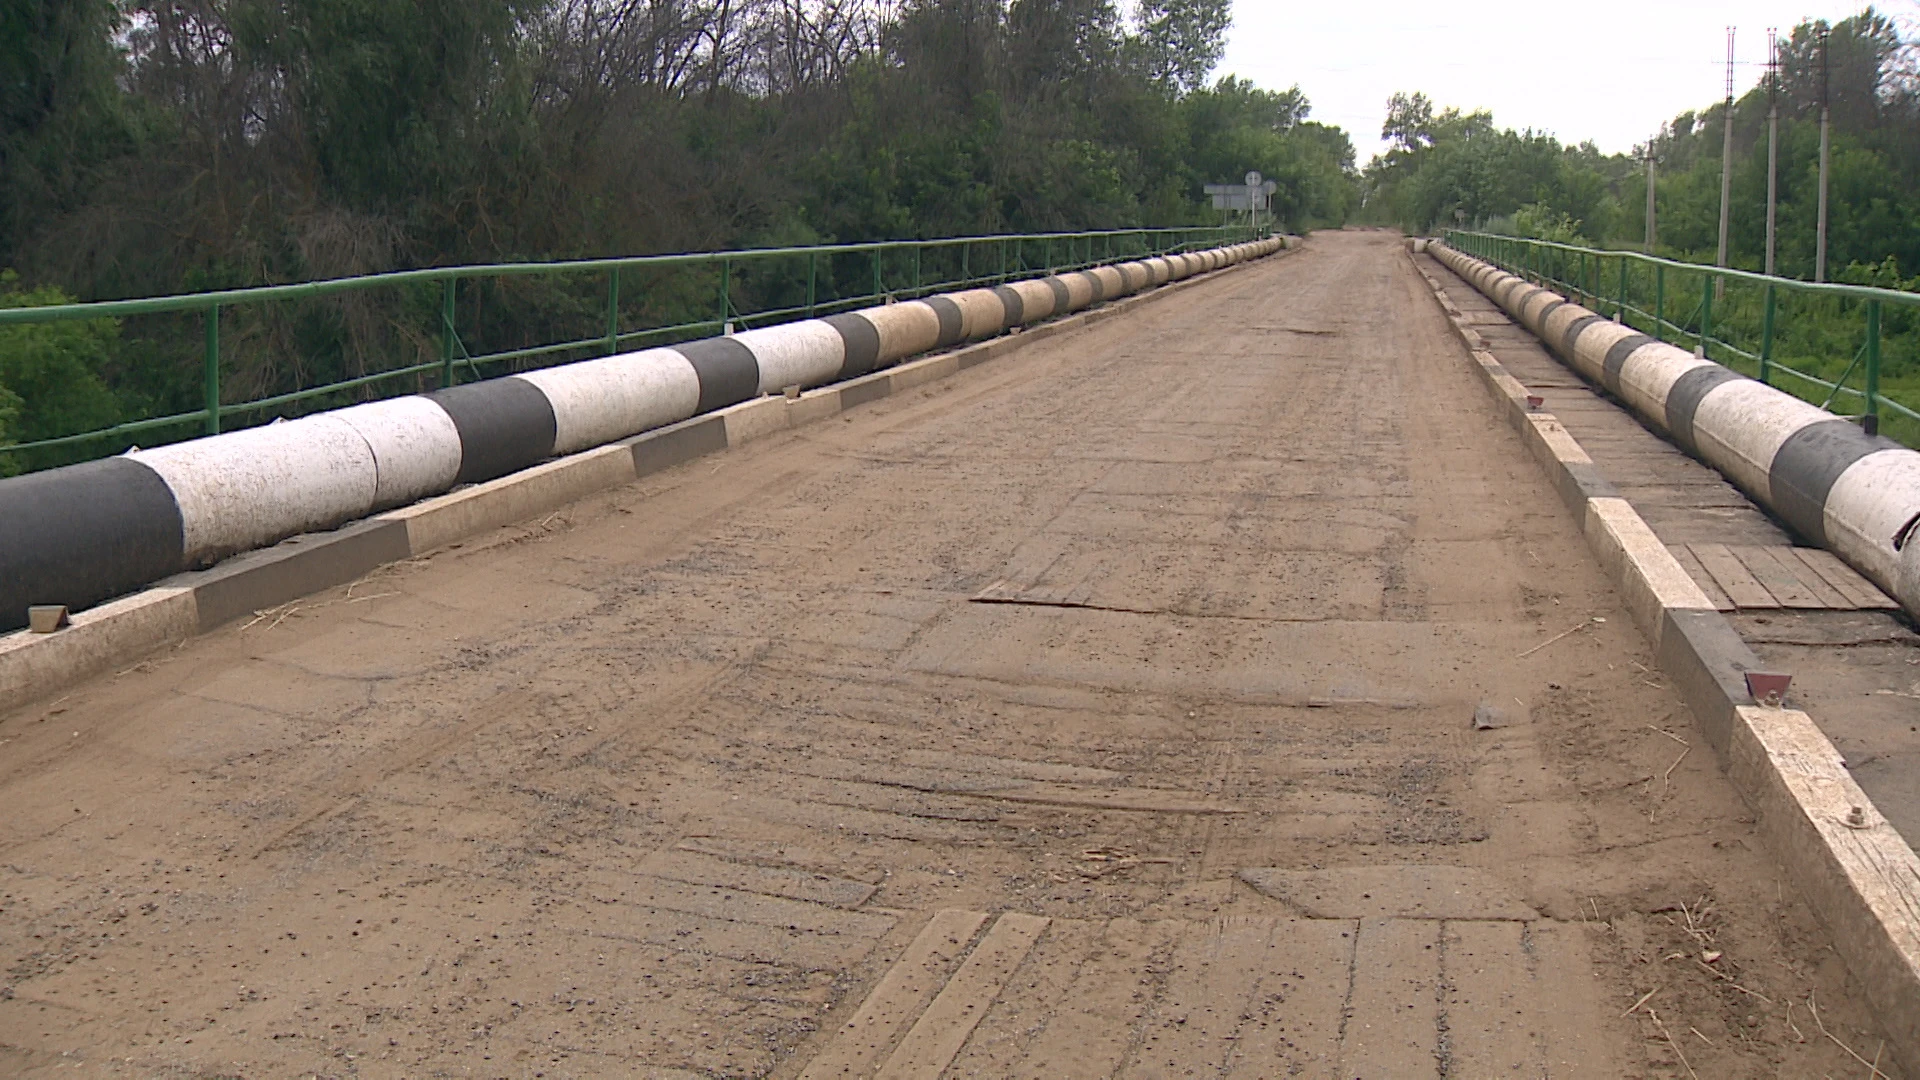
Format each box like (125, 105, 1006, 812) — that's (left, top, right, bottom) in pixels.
(383, 444, 640, 556)
(1411, 244, 1920, 1075)
(1727, 703, 1920, 1066)
(186, 518, 414, 632)
(0, 587, 198, 702)
(719, 394, 792, 447)
(0, 238, 1299, 708)
(1581, 497, 1716, 646)
(626, 414, 731, 478)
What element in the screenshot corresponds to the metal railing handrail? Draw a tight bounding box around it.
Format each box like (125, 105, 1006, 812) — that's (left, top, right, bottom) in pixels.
(1441, 230, 1918, 435)
(0, 227, 1228, 326)
(1442, 230, 1920, 308)
(0, 225, 1258, 466)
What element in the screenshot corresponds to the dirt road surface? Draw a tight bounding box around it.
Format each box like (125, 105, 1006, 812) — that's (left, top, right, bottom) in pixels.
(0, 231, 1900, 1077)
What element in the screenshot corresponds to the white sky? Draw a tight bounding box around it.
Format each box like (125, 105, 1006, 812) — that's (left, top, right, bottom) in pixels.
(1217, 0, 1910, 164)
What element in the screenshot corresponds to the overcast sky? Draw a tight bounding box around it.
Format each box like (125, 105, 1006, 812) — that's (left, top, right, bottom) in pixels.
(1217, 0, 1912, 164)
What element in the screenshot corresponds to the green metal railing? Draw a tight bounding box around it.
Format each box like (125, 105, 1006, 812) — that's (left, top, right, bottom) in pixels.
(0, 226, 1257, 470)
(1444, 231, 1920, 444)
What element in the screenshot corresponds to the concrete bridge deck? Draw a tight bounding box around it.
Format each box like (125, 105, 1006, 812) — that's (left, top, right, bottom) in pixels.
(0, 231, 1901, 1076)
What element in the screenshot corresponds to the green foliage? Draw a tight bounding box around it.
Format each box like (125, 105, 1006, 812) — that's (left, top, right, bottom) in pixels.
(1184, 78, 1356, 228)
(1839, 255, 1920, 292)
(0, 272, 121, 474)
(0, 0, 137, 262)
(0, 381, 20, 470)
(1510, 204, 1585, 244)
(1361, 102, 1630, 238)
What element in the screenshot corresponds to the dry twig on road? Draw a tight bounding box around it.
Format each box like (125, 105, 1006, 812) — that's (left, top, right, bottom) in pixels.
(1645, 1008, 1698, 1080)
(1806, 993, 1891, 1078)
(1517, 617, 1598, 658)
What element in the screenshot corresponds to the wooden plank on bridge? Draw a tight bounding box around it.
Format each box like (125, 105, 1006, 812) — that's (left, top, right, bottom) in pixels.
(1681, 543, 1900, 612)
(1689, 543, 1778, 609)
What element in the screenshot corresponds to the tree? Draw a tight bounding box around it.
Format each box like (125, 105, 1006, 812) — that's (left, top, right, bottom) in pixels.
(0, 0, 134, 269)
(226, 0, 542, 217)
(0, 272, 120, 474)
(1129, 0, 1232, 93)
(1381, 91, 1435, 153)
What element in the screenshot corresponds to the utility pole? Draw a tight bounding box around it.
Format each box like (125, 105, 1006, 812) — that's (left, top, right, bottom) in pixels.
(1766, 28, 1779, 276)
(1645, 142, 1658, 254)
(1816, 27, 1831, 282)
(1715, 27, 1735, 294)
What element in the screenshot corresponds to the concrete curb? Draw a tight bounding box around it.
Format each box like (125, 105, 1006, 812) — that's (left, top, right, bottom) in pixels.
(0, 243, 1295, 708)
(1413, 255, 1920, 1075)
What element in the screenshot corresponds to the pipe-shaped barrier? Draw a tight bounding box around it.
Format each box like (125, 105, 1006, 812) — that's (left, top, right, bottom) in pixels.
(0, 238, 1287, 632)
(1430, 242, 1920, 620)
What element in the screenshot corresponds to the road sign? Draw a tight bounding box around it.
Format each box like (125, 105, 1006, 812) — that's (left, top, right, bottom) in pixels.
(1205, 182, 1272, 212)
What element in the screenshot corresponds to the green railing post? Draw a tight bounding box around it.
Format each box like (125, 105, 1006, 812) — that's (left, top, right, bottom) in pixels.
(913, 246, 921, 296)
(1699, 273, 1714, 359)
(1759, 284, 1776, 385)
(872, 248, 882, 299)
(806, 252, 817, 317)
(605, 268, 620, 356)
(1000, 239, 1008, 284)
(440, 280, 456, 389)
(1616, 256, 1628, 321)
(204, 305, 220, 435)
(1866, 299, 1882, 426)
(961, 243, 969, 287)
(1654, 264, 1666, 343)
(719, 258, 731, 330)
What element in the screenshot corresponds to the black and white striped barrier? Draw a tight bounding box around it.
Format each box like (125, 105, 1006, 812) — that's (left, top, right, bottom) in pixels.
(0, 238, 1286, 632)
(1429, 242, 1920, 621)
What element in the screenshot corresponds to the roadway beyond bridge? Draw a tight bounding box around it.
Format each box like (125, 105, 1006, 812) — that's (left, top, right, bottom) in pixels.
(0, 231, 1901, 1076)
